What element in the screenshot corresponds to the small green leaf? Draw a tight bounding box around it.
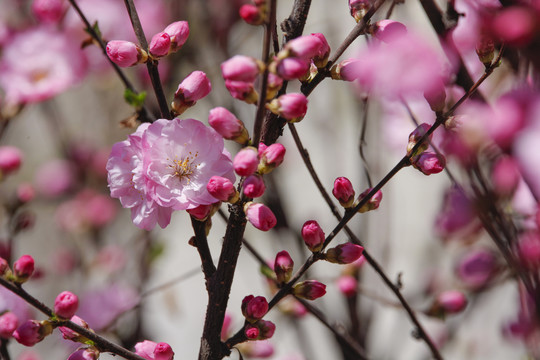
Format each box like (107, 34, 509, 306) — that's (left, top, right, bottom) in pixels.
(124, 89, 147, 109)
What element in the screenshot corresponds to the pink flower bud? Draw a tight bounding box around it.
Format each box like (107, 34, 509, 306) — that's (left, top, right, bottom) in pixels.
(225, 80, 258, 104)
(256, 320, 275, 340)
(106, 41, 147, 67)
(274, 250, 294, 284)
(476, 34, 495, 66)
(301, 220, 325, 252)
(274, 57, 310, 80)
(17, 183, 35, 203)
(149, 32, 171, 58)
(243, 175, 266, 198)
(424, 80, 447, 113)
(244, 202, 277, 231)
(311, 33, 331, 68)
(164, 21, 189, 52)
(491, 156, 520, 196)
(372, 20, 407, 43)
(233, 147, 259, 176)
(357, 188, 383, 213)
(67, 348, 99, 360)
(0, 146, 22, 176)
(407, 123, 432, 156)
(266, 72, 284, 99)
(490, 6, 536, 47)
(54, 291, 79, 319)
(258, 143, 286, 174)
(207, 176, 238, 202)
(293, 280, 327, 300)
(59, 316, 90, 342)
(284, 34, 325, 60)
(337, 275, 357, 297)
(0, 257, 8, 276)
(241, 295, 269, 323)
(31, 0, 65, 23)
(13, 255, 34, 283)
(457, 249, 498, 289)
(435, 290, 468, 314)
(240, 4, 265, 25)
(332, 177, 355, 208)
(412, 152, 446, 175)
(331, 58, 360, 81)
(245, 324, 260, 339)
(172, 71, 212, 114)
(154, 342, 175, 360)
(266, 93, 308, 122)
(325, 243, 364, 264)
(221, 55, 262, 83)
(13, 320, 52, 347)
(208, 107, 249, 144)
(0, 312, 18, 339)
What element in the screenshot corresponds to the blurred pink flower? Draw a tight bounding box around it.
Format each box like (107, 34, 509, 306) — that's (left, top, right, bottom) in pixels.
(35, 159, 75, 198)
(353, 32, 451, 99)
(0, 26, 87, 104)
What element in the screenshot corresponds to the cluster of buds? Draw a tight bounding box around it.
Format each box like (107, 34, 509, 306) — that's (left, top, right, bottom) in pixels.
(239, 0, 268, 26)
(241, 295, 275, 341)
(135, 340, 175, 360)
(221, 55, 264, 104)
(171, 71, 212, 115)
(244, 319, 275, 340)
(331, 177, 383, 212)
(407, 123, 446, 176)
(106, 21, 189, 67)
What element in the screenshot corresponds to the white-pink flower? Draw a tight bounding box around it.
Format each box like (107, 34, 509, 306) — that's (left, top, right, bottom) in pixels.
(142, 118, 234, 210)
(106, 123, 172, 230)
(0, 26, 87, 104)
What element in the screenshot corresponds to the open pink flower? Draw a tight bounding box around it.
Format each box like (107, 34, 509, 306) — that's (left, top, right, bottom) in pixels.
(142, 118, 234, 210)
(0, 26, 87, 105)
(106, 123, 173, 230)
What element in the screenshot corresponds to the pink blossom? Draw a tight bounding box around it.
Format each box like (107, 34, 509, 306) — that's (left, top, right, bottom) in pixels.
(233, 147, 259, 176)
(163, 21, 189, 52)
(149, 32, 171, 58)
(141, 118, 234, 211)
(267, 93, 308, 122)
(56, 189, 118, 231)
(207, 176, 237, 202)
(325, 243, 364, 264)
(275, 57, 310, 80)
(241, 295, 269, 323)
(221, 55, 262, 82)
(172, 71, 212, 114)
(240, 4, 264, 25)
(243, 175, 266, 198)
(0, 312, 18, 339)
(0, 27, 86, 104)
(135, 340, 174, 360)
(224, 80, 258, 103)
(337, 275, 358, 297)
(293, 280, 327, 300)
(258, 143, 286, 174)
(353, 32, 451, 99)
(456, 249, 498, 289)
(412, 152, 446, 175)
(31, 0, 65, 23)
(13, 255, 34, 283)
(54, 291, 79, 319)
(0, 146, 22, 176)
(208, 107, 249, 143)
(244, 202, 277, 231)
(106, 123, 172, 230)
(332, 177, 355, 208)
(274, 250, 294, 284)
(436, 290, 467, 314)
(35, 159, 75, 198)
(301, 220, 325, 252)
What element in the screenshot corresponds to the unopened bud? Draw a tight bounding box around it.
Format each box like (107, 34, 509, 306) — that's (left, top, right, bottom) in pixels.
(106, 41, 147, 67)
(274, 250, 294, 284)
(225, 80, 258, 104)
(0, 312, 18, 339)
(427, 290, 468, 318)
(171, 71, 212, 115)
(244, 202, 277, 231)
(54, 291, 79, 319)
(407, 123, 432, 156)
(412, 152, 446, 175)
(207, 176, 238, 203)
(164, 21, 189, 52)
(293, 280, 327, 300)
(0, 146, 22, 177)
(208, 107, 249, 144)
(266, 93, 308, 122)
(240, 4, 265, 25)
(258, 143, 286, 174)
(13, 254, 35, 283)
(221, 55, 263, 83)
(241, 295, 269, 323)
(325, 243, 364, 264)
(243, 175, 266, 198)
(148, 32, 171, 58)
(332, 177, 355, 208)
(233, 147, 259, 177)
(357, 188, 382, 213)
(13, 320, 53, 347)
(301, 220, 325, 252)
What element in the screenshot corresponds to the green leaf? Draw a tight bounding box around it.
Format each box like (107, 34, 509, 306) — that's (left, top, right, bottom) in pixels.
(124, 89, 147, 109)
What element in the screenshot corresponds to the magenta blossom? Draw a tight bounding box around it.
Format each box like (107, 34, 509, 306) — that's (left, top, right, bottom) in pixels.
(0, 26, 87, 105)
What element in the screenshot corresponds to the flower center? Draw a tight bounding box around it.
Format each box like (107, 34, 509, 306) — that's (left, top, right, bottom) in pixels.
(169, 151, 199, 182)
